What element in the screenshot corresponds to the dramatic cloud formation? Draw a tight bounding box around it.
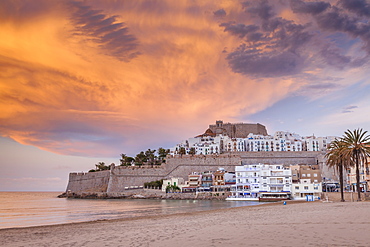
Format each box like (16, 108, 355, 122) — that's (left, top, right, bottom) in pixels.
(1, 0, 370, 162)
(68, 1, 140, 61)
(290, 0, 330, 14)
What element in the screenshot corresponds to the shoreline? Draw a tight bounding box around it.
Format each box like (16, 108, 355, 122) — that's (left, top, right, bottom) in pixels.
(1, 199, 284, 231)
(1, 201, 369, 246)
(58, 190, 230, 200)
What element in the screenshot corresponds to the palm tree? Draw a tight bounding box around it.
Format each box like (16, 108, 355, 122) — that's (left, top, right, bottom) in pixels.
(145, 149, 156, 167)
(120, 153, 128, 166)
(341, 129, 370, 201)
(95, 162, 109, 171)
(325, 139, 350, 202)
(135, 151, 147, 166)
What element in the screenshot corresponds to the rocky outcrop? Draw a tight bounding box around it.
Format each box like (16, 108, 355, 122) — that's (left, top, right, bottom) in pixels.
(59, 190, 229, 200)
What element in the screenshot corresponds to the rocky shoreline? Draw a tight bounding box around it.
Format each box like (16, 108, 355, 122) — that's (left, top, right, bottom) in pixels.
(58, 190, 229, 200)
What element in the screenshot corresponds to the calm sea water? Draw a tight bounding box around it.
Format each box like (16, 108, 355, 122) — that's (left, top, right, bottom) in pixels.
(0, 192, 264, 229)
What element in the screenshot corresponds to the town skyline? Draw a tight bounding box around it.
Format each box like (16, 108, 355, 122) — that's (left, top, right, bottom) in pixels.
(1, 0, 370, 191)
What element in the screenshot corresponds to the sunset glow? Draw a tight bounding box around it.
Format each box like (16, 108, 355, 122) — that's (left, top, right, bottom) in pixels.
(1, 0, 370, 190)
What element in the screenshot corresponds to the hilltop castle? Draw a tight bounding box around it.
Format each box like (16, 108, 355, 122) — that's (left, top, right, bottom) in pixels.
(205, 120, 268, 138)
(170, 120, 336, 156)
(65, 120, 336, 194)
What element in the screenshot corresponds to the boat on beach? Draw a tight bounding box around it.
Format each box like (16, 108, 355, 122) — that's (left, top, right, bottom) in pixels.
(258, 192, 291, 202)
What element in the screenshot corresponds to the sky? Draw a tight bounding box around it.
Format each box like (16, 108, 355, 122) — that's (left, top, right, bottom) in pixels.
(1, 0, 370, 191)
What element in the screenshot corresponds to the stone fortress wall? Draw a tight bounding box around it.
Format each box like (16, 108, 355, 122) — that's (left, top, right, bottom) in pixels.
(66, 170, 110, 193)
(65, 151, 330, 193)
(208, 120, 268, 138)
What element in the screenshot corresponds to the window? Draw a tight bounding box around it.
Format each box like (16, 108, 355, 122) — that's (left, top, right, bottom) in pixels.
(314, 173, 318, 177)
(307, 174, 311, 177)
(304, 186, 309, 190)
(295, 186, 299, 190)
(302, 174, 306, 177)
(314, 186, 318, 190)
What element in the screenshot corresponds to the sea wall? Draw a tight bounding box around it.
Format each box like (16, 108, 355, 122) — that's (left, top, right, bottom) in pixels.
(107, 165, 168, 192)
(65, 152, 327, 193)
(106, 154, 242, 192)
(66, 170, 110, 193)
(63, 189, 229, 200)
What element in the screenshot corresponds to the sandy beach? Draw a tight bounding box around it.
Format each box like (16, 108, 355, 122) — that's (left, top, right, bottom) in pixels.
(1, 201, 369, 247)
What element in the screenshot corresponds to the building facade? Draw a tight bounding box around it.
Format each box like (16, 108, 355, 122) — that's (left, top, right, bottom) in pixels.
(170, 121, 337, 156)
(230, 163, 292, 199)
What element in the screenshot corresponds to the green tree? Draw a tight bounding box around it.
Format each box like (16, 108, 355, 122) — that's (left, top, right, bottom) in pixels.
(135, 151, 147, 166)
(166, 185, 181, 193)
(179, 147, 186, 157)
(144, 179, 163, 188)
(95, 162, 109, 171)
(120, 153, 128, 166)
(145, 149, 156, 167)
(158, 147, 170, 163)
(325, 139, 351, 202)
(189, 147, 196, 156)
(120, 153, 134, 166)
(341, 129, 370, 201)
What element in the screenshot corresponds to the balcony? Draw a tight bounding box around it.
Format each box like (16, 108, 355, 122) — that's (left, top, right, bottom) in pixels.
(269, 180, 284, 184)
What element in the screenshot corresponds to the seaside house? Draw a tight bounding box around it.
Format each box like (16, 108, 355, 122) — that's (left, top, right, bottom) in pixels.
(229, 163, 293, 200)
(161, 177, 185, 192)
(291, 179, 322, 200)
(260, 164, 292, 193)
(230, 164, 261, 200)
(181, 172, 202, 193)
(290, 165, 323, 199)
(198, 171, 213, 192)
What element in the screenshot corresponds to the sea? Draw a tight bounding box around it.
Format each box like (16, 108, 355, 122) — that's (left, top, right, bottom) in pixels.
(0, 192, 265, 229)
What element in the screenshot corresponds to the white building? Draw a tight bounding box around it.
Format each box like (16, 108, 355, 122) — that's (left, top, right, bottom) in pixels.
(291, 179, 322, 200)
(170, 135, 226, 155)
(302, 136, 337, 151)
(170, 130, 336, 156)
(224, 137, 245, 152)
(230, 163, 292, 199)
(260, 164, 292, 193)
(161, 177, 185, 192)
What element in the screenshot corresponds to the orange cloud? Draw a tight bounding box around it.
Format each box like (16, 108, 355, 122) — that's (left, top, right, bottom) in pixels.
(1, 0, 368, 157)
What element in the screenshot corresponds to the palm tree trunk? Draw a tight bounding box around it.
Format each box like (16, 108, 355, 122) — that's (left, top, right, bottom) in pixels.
(339, 163, 345, 202)
(355, 151, 361, 201)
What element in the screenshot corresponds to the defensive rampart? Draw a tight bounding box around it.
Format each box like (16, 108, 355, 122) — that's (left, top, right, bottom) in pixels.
(65, 152, 327, 193)
(66, 170, 110, 193)
(240, 151, 324, 165)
